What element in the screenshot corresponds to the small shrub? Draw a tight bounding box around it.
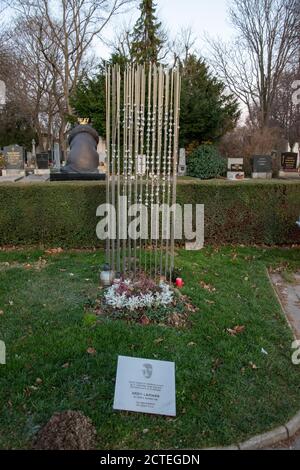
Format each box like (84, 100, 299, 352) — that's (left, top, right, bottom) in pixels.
(187, 144, 227, 179)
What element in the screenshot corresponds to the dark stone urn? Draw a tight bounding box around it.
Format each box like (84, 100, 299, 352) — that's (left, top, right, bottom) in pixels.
(62, 125, 100, 174)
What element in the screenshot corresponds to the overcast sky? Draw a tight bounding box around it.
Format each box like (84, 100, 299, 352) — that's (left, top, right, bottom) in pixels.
(99, 0, 234, 59)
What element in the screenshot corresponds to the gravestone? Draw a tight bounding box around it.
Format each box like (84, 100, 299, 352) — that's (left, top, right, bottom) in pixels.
(178, 148, 186, 176)
(36, 152, 49, 169)
(252, 155, 272, 179)
(279, 152, 299, 178)
(1, 145, 25, 180)
(282, 153, 298, 171)
(227, 157, 245, 181)
(35, 152, 50, 176)
(53, 143, 61, 170)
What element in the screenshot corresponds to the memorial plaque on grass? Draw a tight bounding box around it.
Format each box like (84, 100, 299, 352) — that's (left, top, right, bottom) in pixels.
(3, 145, 24, 170)
(113, 356, 176, 417)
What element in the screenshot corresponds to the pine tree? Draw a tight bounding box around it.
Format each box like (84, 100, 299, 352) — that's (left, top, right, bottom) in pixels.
(131, 0, 164, 64)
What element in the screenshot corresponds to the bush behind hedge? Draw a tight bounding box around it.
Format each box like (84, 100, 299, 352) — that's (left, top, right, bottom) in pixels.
(0, 180, 300, 247)
(187, 145, 227, 179)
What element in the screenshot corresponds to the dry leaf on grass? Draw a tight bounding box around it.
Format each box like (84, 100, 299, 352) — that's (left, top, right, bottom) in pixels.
(154, 338, 164, 344)
(227, 325, 245, 336)
(45, 248, 64, 255)
(199, 281, 216, 293)
(249, 361, 258, 370)
(0, 310, 4, 315)
(62, 363, 70, 369)
(140, 315, 150, 325)
(86, 347, 97, 355)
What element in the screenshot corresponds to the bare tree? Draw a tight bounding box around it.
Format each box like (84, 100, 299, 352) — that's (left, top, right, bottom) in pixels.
(169, 26, 197, 67)
(7, 0, 135, 153)
(208, 0, 300, 128)
(271, 69, 300, 149)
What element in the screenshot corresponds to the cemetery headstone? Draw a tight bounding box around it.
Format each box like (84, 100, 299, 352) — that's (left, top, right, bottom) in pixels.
(178, 148, 186, 176)
(282, 153, 298, 171)
(1, 145, 25, 180)
(279, 152, 299, 178)
(227, 157, 245, 181)
(35, 152, 50, 176)
(252, 155, 272, 179)
(53, 143, 61, 170)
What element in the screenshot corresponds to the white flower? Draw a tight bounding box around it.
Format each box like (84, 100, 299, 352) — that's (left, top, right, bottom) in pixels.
(103, 280, 173, 312)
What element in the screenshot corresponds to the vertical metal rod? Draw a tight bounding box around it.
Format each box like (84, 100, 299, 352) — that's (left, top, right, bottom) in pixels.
(144, 64, 152, 275)
(170, 68, 181, 281)
(149, 65, 158, 279)
(105, 66, 111, 267)
(116, 66, 121, 273)
(111, 66, 117, 273)
(160, 69, 170, 278)
(133, 66, 141, 277)
(122, 67, 129, 275)
(165, 69, 174, 279)
(154, 65, 164, 281)
(139, 65, 146, 273)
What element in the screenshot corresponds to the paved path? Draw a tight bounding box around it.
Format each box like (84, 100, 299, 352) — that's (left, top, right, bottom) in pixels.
(267, 273, 300, 450)
(267, 432, 300, 450)
(270, 272, 300, 339)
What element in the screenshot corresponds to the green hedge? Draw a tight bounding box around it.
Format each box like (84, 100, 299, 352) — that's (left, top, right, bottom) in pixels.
(0, 180, 300, 247)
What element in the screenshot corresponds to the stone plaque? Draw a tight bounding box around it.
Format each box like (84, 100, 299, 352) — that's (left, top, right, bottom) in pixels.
(252, 155, 272, 173)
(113, 355, 176, 417)
(3, 145, 24, 170)
(281, 153, 298, 171)
(228, 157, 244, 171)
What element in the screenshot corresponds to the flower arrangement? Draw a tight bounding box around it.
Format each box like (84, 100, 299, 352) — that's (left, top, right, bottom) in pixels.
(104, 277, 173, 312)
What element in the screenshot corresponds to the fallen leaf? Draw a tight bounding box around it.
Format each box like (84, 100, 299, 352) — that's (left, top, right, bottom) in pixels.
(87, 347, 97, 355)
(249, 361, 258, 370)
(205, 300, 215, 305)
(0, 310, 4, 315)
(140, 315, 150, 325)
(227, 325, 245, 336)
(154, 338, 164, 344)
(45, 248, 63, 255)
(62, 363, 70, 369)
(200, 281, 216, 293)
(36, 378, 43, 385)
(188, 342, 197, 347)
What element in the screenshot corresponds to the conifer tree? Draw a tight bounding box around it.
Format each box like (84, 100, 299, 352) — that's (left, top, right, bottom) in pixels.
(131, 0, 164, 64)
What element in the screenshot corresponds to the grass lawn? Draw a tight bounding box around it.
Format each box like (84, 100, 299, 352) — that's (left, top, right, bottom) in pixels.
(0, 246, 300, 449)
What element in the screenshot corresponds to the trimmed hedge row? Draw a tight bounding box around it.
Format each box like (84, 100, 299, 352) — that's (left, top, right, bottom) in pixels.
(0, 179, 300, 247)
